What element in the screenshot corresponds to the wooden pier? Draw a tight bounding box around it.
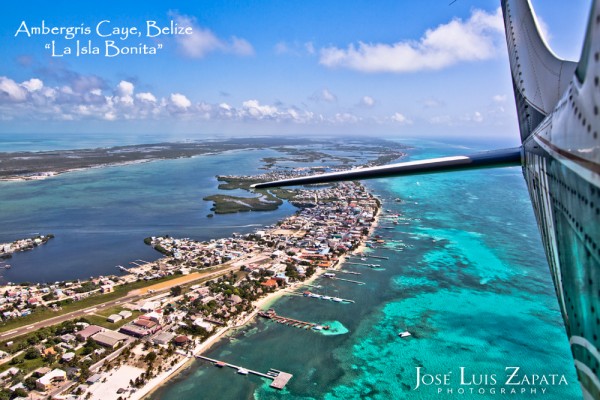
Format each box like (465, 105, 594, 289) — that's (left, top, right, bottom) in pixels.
(196, 355, 293, 390)
(271, 314, 316, 329)
(331, 277, 365, 285)
(258, 309, 338, 331)
(300, 291, 355, 303)
(345, 262, 381, 269)
(350, 254, 389, 260)
(366, 255, 389, 260)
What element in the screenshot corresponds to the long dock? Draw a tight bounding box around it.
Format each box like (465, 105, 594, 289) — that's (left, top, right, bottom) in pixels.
(258, 309, 337, 331)
(345, 262, 381, 268)
(196, 355, 293, 390)
(271, 314, 316, 329)
(331, 277, 365, 285)
(366, 255, 389, 260)
(350, 254, 389, 260)
(300, 291, 355, 303)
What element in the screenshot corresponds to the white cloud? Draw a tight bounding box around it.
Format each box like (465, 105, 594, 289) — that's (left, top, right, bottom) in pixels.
(322, 89, 337, 102)
(319, 8, 503, 73)
(310, 88, 337, 103)
(22, 78, 43, 92)
(274, 41, 317, 56)
(136, 92, 157, 102)
(117, 81, 134, 96)
(390, 112, 412, 125)
(0, 74, 382, 127)
(360, 96, 375, 107)
(115, 80, 135, 105)
(104, 111, 116, 121)
(431, 111, 485, 125)
(0, 77, 28, 102)
(170, 93, 192, 109)
(492, 94, 507, 103)
(177, 25, 222, 58)
(169, 12, 254, 58)
(229, 37, 254, 56)
(242, 100, 278, 118)
(536, 16, 552, 44)
(334, 113, 360, 123)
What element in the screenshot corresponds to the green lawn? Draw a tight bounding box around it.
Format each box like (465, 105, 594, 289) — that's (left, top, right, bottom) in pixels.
(0, 352, 47, 373)
(84, 311, 141, 330)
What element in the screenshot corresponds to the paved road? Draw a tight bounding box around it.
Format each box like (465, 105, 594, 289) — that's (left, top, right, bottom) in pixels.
(0, 293, 139, 342)
(0, 264, 240, 342)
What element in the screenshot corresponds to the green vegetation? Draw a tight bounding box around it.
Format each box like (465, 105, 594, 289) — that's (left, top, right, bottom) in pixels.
(0, 275, 183, 334)
(206, 175, 307, 214)
(81, 306, 141, 329)
(153, 243, 172, 255)
(170, 285, 182, 297)
(83, 313, 137, 330)
(24, 347, 40, 360)
(203, 194, 282, 214)
(0, 319, 101, 381)
(216, 176, 263, 190)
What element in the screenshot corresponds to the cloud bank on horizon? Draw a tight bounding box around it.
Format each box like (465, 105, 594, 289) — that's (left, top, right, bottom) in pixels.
(0, 1, 589, 137)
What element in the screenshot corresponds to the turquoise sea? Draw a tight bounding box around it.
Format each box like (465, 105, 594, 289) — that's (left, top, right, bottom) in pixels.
(149, 141, 582, 400)
(0, 134, 582, 398)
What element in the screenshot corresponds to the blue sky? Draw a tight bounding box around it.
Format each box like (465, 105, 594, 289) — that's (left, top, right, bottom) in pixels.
(0, 1, 592, 142)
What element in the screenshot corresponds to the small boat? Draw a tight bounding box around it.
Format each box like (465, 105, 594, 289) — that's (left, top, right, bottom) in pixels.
(313, 325, 323, 331)
(323, 325, 330, 330)
(215, 361, 226, 368)
(398, 331, 412, 338)
(322, 296, 331, 300)
(237, 368, 249, 375)
(332, 297, 343, 302)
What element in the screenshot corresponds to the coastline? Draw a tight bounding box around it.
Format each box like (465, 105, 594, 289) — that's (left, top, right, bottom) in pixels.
(137, 196, 382, 399)
(0, 139, 408, 184)
(0, 159, 154, 183)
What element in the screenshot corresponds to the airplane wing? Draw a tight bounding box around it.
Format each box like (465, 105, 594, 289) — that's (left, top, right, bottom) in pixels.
(251, 147, 522, 188)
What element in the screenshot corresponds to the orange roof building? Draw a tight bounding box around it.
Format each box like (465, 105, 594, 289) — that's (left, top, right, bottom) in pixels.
(261, 279, 278, 288)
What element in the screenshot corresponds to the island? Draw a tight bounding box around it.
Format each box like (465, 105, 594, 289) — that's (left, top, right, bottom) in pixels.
(0, 137, 408, 182)
(0, 178, 381, 399)
(0, 234, 54, 260)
